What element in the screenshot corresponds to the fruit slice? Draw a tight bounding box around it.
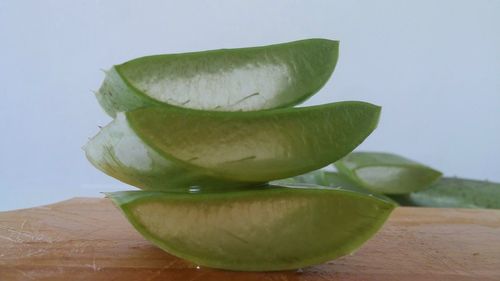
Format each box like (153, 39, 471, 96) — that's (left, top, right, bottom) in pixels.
(84, 102, 380, 190)
(106, 185, 395, 271)
(391, 177, 500, 209)
(334, 152, 442, 194)
(96, 39, 339, 117)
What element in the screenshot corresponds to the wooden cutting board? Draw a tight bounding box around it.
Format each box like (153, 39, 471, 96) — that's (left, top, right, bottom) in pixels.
(1, 198, 499, 281)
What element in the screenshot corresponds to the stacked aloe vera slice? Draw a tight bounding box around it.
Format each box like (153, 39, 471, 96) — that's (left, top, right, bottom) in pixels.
(84, 39, 395, 271)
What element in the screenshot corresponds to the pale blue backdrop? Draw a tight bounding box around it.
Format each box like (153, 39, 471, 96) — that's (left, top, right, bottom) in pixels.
(1, 0, 499, 211)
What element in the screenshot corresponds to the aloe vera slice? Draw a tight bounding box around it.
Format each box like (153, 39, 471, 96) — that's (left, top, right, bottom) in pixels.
(283, 170, 360, 188)
(334, 152, 442, 194)
(274, 170, 395, 203)
(84, 102, 380, 190)
(127, 102, 380, 183)
(97, 39, 339, 116)
(391, 177, 500, 209)
(106, 186, 394, 271)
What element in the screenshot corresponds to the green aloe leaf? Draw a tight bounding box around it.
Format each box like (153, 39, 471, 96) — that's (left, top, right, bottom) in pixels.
(106, 185, 395, 271)
(97, 39, 339, 117)
(334, 152, 442, 194)
(391, 177, 500, 209)
(274, 170, 395, 203)
(84, 102, 380, 190)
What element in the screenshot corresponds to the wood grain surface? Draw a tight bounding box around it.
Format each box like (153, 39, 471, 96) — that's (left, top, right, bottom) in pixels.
(1, 198, 499, 281)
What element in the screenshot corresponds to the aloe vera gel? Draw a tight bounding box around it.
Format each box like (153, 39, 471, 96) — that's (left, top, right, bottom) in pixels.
(85, 39, 394, 271)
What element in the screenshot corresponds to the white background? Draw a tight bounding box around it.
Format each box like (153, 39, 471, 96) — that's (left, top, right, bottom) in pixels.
(1, 0, 499, 211)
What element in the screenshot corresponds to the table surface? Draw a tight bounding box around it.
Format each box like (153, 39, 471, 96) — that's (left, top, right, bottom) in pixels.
(1, 197, 500, 281)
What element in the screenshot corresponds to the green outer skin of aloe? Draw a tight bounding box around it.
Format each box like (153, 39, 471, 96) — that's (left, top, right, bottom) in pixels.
(96, 39, 339, 117)
(126, 102, 381, 183)
(334, 152, 442, 194)
(107, 186, 395, 271)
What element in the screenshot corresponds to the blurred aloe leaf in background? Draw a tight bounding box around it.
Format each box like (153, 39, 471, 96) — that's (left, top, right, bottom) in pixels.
(289, 151, 500, 210)
(390, 177, 500, 209)
(334, 152, 442, 194)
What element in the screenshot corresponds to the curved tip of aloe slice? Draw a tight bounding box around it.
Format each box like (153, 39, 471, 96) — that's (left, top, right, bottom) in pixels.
(83, 113, 256, 191)
(96, 39, 340, 116)
(107, 185, 394, 271)
(335, 152, 442, 194)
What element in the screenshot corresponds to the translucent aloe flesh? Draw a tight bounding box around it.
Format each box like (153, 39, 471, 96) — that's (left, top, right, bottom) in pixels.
(107, 186, 395, 271)
(84, 102, 380, 190)
(83, 114, 250, 190)
(391, 177, 500, 209)
(335, 152, 442, 194)
(96, 39, 339, 117)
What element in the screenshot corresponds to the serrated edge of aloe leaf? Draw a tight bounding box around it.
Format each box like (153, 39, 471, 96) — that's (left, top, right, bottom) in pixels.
(106, 187, 394, 271)
(126, 101, 381, 182)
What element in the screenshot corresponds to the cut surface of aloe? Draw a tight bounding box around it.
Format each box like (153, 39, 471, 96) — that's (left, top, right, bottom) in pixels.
(392, 177, 500, 209)
(335, 152, 442, 194)
(107, 186, 394, 271)
(97, 39, 339, 116)
(83, 114, 251, 190)
(84, 102, 380, 190)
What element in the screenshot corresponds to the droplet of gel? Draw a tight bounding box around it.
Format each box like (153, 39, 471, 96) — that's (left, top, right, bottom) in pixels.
(196, 266, 201, 270)
(189, 186, 201, 193)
